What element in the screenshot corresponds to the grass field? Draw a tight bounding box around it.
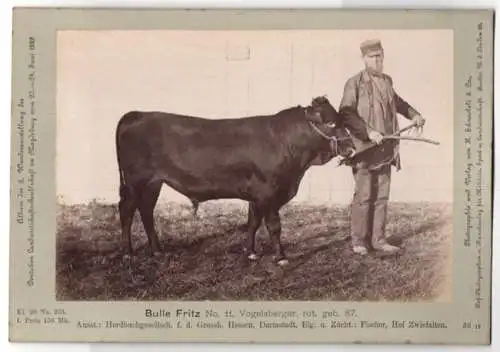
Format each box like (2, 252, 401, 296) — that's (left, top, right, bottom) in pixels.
(56, 200, 452, 301)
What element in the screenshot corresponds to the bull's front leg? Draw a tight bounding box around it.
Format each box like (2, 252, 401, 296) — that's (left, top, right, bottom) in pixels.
(264, 209, 288, 266)
(245, 202, 263, 261)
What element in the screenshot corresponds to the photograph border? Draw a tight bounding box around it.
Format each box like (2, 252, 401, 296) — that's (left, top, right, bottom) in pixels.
(9, 8, 494, 344)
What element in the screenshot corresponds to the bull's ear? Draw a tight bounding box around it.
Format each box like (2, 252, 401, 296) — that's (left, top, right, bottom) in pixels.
(305, 106, 322, 124)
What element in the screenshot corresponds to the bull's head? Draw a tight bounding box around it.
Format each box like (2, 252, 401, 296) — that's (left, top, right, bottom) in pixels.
(305, 95, 355, 160)
(305, 95, 339, 126)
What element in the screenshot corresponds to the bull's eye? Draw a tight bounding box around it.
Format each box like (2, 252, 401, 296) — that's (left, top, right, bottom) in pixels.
(326, 122, 336, 128)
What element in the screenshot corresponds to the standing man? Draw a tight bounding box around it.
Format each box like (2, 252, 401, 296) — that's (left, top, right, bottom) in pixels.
(339, 39, 425, 255)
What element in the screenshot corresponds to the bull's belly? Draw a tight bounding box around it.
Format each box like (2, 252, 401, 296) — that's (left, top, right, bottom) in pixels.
(151, 165, 263, 202)
(124, 155, 299, 204)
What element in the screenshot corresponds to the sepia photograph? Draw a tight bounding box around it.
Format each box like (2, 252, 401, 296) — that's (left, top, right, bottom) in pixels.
(55, 29, 453, 302)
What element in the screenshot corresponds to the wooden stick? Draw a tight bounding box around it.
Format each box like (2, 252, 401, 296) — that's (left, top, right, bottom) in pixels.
(338, 123, 439, 165)
(383, 136, 440, 145)
(395, 123, 418, 135)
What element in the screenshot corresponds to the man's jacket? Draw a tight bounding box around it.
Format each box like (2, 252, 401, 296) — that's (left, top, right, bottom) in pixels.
(339, 69, 420, 170)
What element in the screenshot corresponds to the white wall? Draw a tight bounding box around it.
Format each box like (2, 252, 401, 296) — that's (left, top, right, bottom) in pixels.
(56, 29, 453, 205)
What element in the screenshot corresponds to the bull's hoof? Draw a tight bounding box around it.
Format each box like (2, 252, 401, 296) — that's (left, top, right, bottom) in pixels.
(277, 258, 289, 267)
(148, 243, 163, 257)
(247, 253, 260, 261)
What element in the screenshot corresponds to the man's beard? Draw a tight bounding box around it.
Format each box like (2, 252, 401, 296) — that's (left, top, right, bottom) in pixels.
(367, 65, 384, 75)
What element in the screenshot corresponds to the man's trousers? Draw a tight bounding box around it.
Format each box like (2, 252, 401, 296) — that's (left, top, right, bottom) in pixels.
(350, 164, 392, 248)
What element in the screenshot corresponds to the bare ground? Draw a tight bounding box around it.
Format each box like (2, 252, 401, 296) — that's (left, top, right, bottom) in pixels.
(56, 201, 452, 301)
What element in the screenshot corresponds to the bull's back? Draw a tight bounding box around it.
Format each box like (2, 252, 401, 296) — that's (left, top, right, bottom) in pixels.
(116, 111, 288, 200)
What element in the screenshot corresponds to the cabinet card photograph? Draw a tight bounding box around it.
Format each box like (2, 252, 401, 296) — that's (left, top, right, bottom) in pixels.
(9, 8, 493, 344)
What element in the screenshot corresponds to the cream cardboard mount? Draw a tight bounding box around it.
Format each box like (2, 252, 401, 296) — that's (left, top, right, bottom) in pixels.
(8, 8, 494, 345)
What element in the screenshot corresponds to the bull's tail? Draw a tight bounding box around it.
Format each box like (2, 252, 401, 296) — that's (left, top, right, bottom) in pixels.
(115, 117, 126, 201)
(116, 111, 140, 201)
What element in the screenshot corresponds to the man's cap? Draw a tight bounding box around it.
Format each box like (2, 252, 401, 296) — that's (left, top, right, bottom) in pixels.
(360, 39, 383, 55)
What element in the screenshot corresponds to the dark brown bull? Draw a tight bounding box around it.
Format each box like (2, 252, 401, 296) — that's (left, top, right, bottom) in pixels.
(115, 96, 369, 265)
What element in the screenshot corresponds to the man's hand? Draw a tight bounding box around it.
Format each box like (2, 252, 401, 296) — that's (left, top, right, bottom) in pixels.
(411, 115, 425, 136)
(333, 148, 356, 167)
(412, 114, 425, 128)
(368, 130, 384, 145)
(345, 147, 356, 158)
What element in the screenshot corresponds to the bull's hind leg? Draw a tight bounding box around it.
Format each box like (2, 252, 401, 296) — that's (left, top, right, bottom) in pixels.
(245, 202, 263, 261)
(119, 188, 137, 256)
(264, 209, 288, 266)
(137, 180, 163, 256)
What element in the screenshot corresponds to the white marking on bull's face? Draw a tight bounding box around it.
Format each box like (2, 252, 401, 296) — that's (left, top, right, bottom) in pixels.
(326, 122, 336, 128)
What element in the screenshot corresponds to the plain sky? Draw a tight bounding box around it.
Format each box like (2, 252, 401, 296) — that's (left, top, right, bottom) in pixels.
(56, 29, 453, 205)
